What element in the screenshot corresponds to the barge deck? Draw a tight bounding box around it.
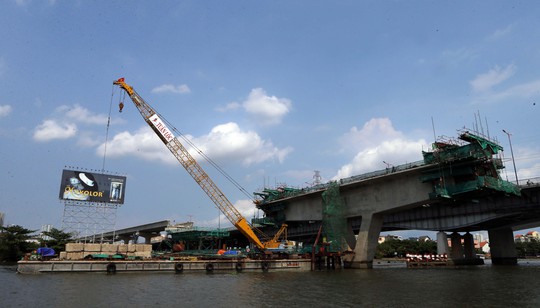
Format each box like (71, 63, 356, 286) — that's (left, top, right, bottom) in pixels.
(17, 259, 312, 274)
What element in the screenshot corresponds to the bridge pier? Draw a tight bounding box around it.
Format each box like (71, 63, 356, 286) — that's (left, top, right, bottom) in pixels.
(450, 232, 464, 259)
(488, 227, 518, 265)
(463, 232, 475, 259)
(437, 231, 449, 255)
(348, 213, 383, 269)
(119, 235, 131, 244)
(139, 232, 154, 244)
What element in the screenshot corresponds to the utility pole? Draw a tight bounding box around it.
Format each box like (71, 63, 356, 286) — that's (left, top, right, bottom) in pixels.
(502, 129, 519, 185)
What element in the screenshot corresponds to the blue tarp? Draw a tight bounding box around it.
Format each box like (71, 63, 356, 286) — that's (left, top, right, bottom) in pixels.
(36, 247, 55, 257)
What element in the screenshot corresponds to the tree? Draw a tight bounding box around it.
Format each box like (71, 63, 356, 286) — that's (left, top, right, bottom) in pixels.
(515, 239, 540, 258)
(0, 225, 38, 262)
(42, 228, 73, 253)
(376, 238, 438, 258)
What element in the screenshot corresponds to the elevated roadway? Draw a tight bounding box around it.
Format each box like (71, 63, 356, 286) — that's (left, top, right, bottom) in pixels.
(256, 131, 529, 268)
(80, 220, 170, 244)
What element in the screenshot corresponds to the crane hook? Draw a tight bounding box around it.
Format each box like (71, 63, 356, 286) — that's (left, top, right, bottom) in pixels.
(119, 102, 124, 113)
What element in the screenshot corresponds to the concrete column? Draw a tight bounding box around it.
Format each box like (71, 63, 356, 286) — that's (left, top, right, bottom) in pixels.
(349, 213, 383, 269)
(119, 235, 131, 245)
(139, 232, 153, 244)
(488, 227, 517, 265)
(436, 231, 449, 255)
(450, 232, 464, 260)
(463, 232, 475, 259)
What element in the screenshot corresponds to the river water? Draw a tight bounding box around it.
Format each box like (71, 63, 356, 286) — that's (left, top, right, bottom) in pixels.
(2, 260, 540, 307)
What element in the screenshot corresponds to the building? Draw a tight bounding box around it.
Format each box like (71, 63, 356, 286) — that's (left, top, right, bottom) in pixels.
(378, 234, 403, 244)
(41, 224, 53, 241)
(479, 241, 490, 254)
(526, 231, 540, 241)
(418, 235, 432, 242)
(514, 230, 540, 242)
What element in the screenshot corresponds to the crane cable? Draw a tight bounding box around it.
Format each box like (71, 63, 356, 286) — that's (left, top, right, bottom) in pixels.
(101, 84, 117, 173)
(111, 86, 256, 203)
(102, 86, 127, 173)
(161, 115, 256, 202)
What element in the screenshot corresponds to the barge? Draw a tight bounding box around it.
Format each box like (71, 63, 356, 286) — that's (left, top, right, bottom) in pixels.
(17, 258, 312, 274)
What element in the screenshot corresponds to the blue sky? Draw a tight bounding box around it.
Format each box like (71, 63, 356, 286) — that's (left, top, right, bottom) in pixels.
(1, 1, 539, 238)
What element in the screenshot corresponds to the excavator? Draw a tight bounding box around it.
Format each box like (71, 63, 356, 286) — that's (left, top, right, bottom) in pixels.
(113, 78, 293, 253)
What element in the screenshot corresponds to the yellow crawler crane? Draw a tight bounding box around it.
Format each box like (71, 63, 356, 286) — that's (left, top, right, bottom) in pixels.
(113, 78, 288, 251)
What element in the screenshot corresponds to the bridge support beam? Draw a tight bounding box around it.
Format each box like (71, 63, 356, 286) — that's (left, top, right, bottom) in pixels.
(450, 232, 464, 260)
(119, 235, 131, 244)
(488, 227, 517, 265)
(463, 232, 475, 259)
(437, 232, 449, 255)
(139, 232, 153, 244)
(348, 213, 383, 269)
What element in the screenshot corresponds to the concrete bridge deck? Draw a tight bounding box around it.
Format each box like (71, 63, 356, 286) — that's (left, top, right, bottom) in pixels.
(254, 130, 531, 268)
(79, 220, 170, 244)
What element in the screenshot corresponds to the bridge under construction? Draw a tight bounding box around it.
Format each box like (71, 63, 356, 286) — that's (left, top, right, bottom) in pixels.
(254, 129, 537, 268)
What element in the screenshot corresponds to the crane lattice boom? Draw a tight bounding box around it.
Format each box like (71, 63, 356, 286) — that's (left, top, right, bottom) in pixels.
(113, 78, 265, 250)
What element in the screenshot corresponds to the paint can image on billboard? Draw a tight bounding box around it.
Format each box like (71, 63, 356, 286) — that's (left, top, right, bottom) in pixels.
(59, 170, 127, 204)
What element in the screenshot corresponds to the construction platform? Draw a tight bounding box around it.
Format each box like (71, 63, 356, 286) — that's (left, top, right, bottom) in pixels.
(16, 259, 312, 274)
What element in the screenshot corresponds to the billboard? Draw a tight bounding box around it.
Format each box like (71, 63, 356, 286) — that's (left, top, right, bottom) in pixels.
(59, 169, 127, 204)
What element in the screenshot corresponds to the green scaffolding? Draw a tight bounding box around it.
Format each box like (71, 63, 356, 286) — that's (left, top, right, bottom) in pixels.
(321, 182, 348, 252)
(422, 130, 520, 198)
(167, 227, 230, 251)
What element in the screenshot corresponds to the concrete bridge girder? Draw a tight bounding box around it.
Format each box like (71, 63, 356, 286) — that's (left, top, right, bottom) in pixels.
(386, 212, 509, 231)
(383, 186, 540, 231)
(340, 172, 434, 217)
(265, 174, 538, 268)
(270, 166, 437, 268)
(281, 167, 435, 222)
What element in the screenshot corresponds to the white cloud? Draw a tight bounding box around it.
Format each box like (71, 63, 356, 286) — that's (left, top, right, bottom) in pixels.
(33, 104, 118, 143)
(33, 120, 77, 142)
(77, 132, 105, 147)
(339, 118, 403, 152)
(470, 64, 516, 93)
(470, 65, 540, 104)
(242, 88, 291, 125)
(512, 146, 540, 180)
(487, 80, 540, 102)
(0, 105, 12, 117)
(100, 122, 293, 167)
(192, 122, 292, 166)
(441, 47, 477, 65)
(216, 102, 241, 112)
(488, 25, 513, 40)
(16, 0, 57, 6)
(96, 127, 173, 164)
(152, 84, 191, 94)
(517, 163, 540, 181)
(198, 199, 258, 228)
(333, 118, 428, 180)
(58, 104, 109, 125)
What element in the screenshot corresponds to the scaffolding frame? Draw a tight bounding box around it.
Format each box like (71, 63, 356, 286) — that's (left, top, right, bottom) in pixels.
(61, 201, 118, 243)
(322, 182, 348, 252)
